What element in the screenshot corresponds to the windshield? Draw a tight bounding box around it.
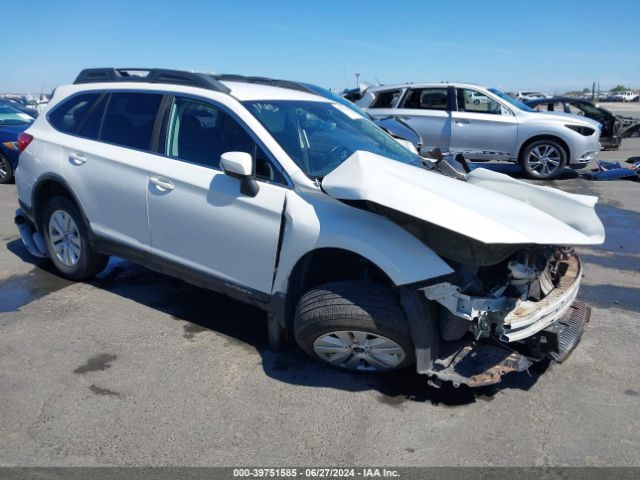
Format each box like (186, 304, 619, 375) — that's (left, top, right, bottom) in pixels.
(244, 100, 422, 178)
(0, 104, 34, 126)
(570, 102, 605, 117)
(300, 83, 372, 120)
(488, 88, 534, 112)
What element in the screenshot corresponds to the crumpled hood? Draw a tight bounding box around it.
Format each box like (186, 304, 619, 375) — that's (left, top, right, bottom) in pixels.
(322, 151, 605, 245)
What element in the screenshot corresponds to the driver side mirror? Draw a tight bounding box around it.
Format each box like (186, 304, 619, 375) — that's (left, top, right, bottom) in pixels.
(220, 151, 259, 197)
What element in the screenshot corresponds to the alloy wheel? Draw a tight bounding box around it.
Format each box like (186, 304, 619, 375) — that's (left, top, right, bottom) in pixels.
(312, 330, 406, 372)
(48, 210, 82, 267)
(0, 156, 10, 181)
(526, 144, 562, 178)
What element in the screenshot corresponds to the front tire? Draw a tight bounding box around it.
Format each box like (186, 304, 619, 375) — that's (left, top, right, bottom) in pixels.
(519, 139, 568, 180)
(0, 154, 14, 184)
(42, 196, 108, 280)
(293, 281, 414, 372)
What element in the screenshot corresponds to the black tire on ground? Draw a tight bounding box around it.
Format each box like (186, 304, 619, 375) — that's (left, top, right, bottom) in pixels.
(0, 154, 14, 184)
(42, 196, 109, 280)
(519, 139, 568, 180)
(293, 281, 414, 372)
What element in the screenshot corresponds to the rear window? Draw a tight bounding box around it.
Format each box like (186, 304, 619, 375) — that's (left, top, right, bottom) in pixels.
(49, 93, 103, 135)
(100, 92, 163, 150)
(369, 89, 402, 108)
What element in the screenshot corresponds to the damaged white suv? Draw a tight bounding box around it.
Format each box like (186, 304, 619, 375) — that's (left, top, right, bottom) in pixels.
(14, 69, 605, 388)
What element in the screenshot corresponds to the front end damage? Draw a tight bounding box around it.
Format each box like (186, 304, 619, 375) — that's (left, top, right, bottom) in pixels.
(421, 248, 589, 388)
(321, 151, 604, 388)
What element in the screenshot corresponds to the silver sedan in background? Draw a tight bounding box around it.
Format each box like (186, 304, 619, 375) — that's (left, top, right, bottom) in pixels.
(357, 83, 602, 179)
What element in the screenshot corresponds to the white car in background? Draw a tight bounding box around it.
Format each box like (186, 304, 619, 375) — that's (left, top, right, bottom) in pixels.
(614, 91, 639, 102)
(358, 83, 602, 179)
(14, 68, 604, 388)
(516, 91, 550, 101)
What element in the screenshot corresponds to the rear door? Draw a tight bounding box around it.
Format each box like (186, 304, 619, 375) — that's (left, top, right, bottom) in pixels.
(56, 91, 163, 250)
(450, 87, 518, 161)
(391, 87, 453, 154)
(146, 96, 288, 295)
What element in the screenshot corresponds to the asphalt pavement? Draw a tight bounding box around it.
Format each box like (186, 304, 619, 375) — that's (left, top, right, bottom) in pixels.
(0, 139, 638, 467)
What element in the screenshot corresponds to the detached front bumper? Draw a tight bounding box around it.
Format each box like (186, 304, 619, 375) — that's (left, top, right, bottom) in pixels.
(422, 254, 589, 387)
(500, 255, 581, 342)
(426, 300, 589, 388)
(423, 255, 583, 343)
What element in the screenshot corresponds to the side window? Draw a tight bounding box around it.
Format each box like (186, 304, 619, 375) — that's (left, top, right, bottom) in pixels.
(100, 92, 163, 150)
(77, 94, 108, 139)
(457, 89, 502, 114)
(370, 89, 402, 108)
(166, 98, 285, 184)
(49, 93, 103, 135)
(402, 88, 449, 110)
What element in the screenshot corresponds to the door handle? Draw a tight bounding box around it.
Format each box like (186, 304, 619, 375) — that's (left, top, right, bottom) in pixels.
(68, 153, 87, 165)
(454, 119, 470, 125)
(149, 176, 175, 191)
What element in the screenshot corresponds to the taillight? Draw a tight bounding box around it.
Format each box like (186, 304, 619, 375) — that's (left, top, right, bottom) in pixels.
(17, 133, 33, 153)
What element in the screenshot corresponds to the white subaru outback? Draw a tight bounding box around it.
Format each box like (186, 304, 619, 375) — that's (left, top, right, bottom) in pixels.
(14, 69, 605, 388)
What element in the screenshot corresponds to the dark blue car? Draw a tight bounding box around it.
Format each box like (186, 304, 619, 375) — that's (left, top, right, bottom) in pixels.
(0, 103, 34, 183)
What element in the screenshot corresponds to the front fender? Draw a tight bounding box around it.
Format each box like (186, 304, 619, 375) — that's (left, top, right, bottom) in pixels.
(272, 188, 453, 294)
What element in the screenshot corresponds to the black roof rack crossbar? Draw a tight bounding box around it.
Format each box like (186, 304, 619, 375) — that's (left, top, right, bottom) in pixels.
(73, 68, 231, 94)
(213, 74, 313, 94)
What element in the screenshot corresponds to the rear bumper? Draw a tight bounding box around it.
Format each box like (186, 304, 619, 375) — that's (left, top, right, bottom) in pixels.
(14, 208, 48, 258)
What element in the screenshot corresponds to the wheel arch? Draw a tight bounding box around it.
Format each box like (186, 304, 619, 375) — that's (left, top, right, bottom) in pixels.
(281, 247, 396, 329)
(518, 134, 571, 162)
(31, 174, 89, 231)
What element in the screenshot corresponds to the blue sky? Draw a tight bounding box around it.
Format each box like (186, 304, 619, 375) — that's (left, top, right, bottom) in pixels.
(3, 0, 639, 94)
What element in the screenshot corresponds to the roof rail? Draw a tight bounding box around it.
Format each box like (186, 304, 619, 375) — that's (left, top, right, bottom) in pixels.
(213, 74, 312, 93)
(73, 68, 231, 94)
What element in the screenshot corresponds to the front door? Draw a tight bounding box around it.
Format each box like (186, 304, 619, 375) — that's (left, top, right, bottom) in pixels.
(450, 88, 518, 161)
(146, 96, 288, 295)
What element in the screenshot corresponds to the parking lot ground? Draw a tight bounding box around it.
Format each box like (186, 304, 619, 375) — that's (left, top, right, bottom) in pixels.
(0, 140, 639, 467)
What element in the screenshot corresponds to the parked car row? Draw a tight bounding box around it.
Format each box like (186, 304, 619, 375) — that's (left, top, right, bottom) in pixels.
(11, 68, 604, 388)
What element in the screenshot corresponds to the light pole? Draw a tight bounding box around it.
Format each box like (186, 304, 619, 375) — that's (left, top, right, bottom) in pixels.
(355, 73, 360, 88)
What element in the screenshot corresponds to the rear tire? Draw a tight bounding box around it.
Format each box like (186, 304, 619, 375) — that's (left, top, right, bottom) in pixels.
(519, 139, 568, 180)
(0, 154, 14, 184)
(42, 196, 108, 280)
(294, 281, 414, 372)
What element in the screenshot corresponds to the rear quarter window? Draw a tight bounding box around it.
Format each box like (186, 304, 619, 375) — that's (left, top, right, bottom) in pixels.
(48, 93, 104, 136)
